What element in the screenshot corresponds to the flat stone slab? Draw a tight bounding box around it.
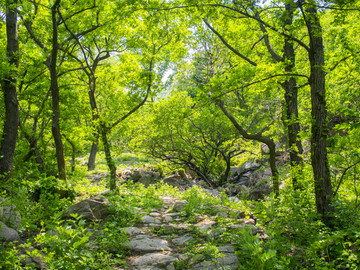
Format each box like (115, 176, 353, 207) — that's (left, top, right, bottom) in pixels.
(194, 220, 216, 231)
(150, 212, 161, 217)
(132, 252, 177, 267)
(171, 235, 194, 246)
(123, 227, 146, 236)
(218, 245, 236, 253)
(142, 216, 161, 224)
(129, 238, 172, 252)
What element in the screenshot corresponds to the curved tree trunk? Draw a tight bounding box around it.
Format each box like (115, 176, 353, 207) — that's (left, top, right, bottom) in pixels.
(217, 100, 279, 197)
(0, 0, 20, 183)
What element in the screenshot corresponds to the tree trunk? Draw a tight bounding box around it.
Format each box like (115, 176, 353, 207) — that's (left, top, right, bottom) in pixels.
(64, 135, 76, 172)
(50, 0, 66, 180)
(87, 139, 98, 171)
(282, 2, 303, 188)
(304, 4, 334, 219)
(0, 0, 20, 183)
(87, 70, 116, 188)
(100, 122, 117, 190)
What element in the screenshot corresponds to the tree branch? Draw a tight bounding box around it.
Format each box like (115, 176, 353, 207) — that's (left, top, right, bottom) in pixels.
(203, 19, 257, 66)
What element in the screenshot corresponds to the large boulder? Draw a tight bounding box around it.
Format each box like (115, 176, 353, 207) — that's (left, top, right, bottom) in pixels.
(0, 221, 20, 242)
(0, 197, 22, 229)
(64, 195, 110, 220)
(131, 169, 160, 187)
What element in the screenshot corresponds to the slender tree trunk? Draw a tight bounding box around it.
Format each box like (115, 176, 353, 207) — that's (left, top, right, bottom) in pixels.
(64, 135, 76, 172)
(221, 156, 231, 186)
(87, 75, 100, 171)
(282, 2, 303, 188)
(49, 0, 66, 180)
(88, 75, 116, 189)
(100, 122, 117, 190)
(304, 4, 334, 219)
(87, 138, 98, 171)
(0, 0, 20, 183)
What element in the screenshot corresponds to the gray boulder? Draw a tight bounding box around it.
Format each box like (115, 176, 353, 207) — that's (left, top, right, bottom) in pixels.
(64, 195, 109, 220)
(132, 169, 160, 187)
(0, 221, 20, 242)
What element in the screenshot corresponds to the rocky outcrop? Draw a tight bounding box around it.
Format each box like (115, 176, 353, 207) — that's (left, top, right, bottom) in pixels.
(227, 161, 272, 200)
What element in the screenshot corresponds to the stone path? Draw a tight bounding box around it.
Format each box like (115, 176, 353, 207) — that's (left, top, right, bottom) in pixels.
(116, 196, 266, 270)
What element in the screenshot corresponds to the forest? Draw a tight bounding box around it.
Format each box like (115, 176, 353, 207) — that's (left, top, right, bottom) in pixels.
(1, 0, 360, 269)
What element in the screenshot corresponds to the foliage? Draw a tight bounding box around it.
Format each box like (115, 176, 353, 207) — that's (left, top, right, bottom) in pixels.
(135, 91, 245, 186)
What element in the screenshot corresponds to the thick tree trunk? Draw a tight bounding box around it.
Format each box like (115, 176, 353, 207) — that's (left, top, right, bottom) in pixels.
(282, 3, 303, 188)
(50, 0, 66, 181)
(305, 4, 334, 219)
(0, 0, 20, 182)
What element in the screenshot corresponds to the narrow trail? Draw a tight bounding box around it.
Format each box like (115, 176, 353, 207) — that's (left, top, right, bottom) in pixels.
(116, 196, 265, 270)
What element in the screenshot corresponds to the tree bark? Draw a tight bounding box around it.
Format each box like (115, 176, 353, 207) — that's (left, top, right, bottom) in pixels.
(87, 139, 98, 171)
(50, 0, 67, 180)
(0, 0, 20, 182)
(100, 122, 117, 190)
(281, 2, 303, 188)
(64, 135, 76, 172)
(303, 3, 334, 219)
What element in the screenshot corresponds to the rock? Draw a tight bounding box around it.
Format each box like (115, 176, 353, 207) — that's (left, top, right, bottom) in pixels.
(218, 245, 236, 253)
(0, 221, 20, 242)
(172, 235, 194, 246)
(161, 196, 177, 205)
(142, 216, 161, 225)
(19, 247, 47, 269)
(192, 253, 239, 270)
(64, 195, 109, 220)
(129, 237, 172, 252)
(0, 197, 22, 229)
(173, 200, 187, 212)
(194, 220, 216, 232)
(212, 205, 229, 218)
(204, 189, 221, 198)
(132, 169, 160, 187)
(163, 215, 173, 223)
(132, 253, 177, 269)
(123, 227, 146, 236)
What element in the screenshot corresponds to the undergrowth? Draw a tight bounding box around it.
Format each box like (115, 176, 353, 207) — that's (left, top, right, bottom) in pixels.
(1, 161, 360, 269)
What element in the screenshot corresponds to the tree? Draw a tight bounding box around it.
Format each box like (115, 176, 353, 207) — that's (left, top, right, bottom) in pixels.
(0, 0, 20, 184)
(137, 91, 245, 187)
(22, 0, 104, 180)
